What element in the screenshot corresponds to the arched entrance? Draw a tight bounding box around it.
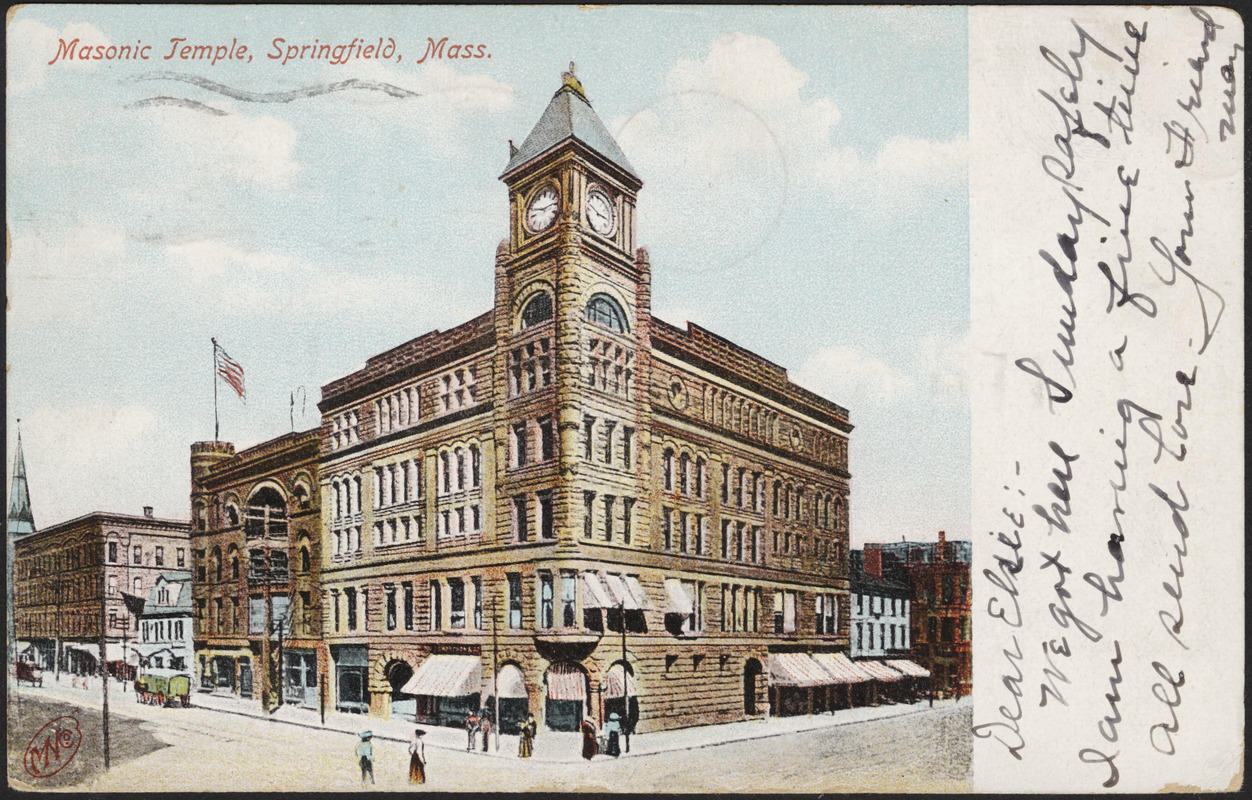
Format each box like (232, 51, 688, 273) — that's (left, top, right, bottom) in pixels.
(386, 660, 416, 720)
(744, 658, 763, 715)
(603, 662, 639, 733)
(544, 661, 589, 732)
(485, 663, 529, 734)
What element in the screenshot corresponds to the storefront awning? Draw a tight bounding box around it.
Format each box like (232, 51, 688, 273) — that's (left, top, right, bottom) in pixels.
(486, 664, 528, 699)
(857, 660, 906, 682)
(604, 663, 637, 698)
(401, 655, 482, 698)
(664, 578, 694, 615)
(769, 653, 833, 688)
(812, 652, 872, 684)
(601, 572, 645, 610)
(545, 662, 586, 701)
(885, 659, 931, 678)
(581, 573, 613, 609)
(65, 643, 101, 659)
(623, 575, 652, 609)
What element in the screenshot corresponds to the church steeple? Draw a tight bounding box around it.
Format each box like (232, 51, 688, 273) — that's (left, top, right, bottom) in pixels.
(501, 63, 639, 184)
(7, 422, 35, 538)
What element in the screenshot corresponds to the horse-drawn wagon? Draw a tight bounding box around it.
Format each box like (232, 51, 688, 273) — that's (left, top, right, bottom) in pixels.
(134, 668, 192, 707)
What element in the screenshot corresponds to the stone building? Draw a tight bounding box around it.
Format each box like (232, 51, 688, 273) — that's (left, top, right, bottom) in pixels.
(188, 431, 323, 711)
(13, 508, 190, 678)
(315, 70, 855, 734)
(864, 531, 971, 697)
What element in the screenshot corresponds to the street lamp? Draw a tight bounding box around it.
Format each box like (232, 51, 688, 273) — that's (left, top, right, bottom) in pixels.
(620, 600, 630, 754)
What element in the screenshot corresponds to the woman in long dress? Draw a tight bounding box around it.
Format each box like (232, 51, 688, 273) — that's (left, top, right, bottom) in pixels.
(409, 729, 426, 784)
(580, 717, 598, 760)
(518, 714, 536, 758)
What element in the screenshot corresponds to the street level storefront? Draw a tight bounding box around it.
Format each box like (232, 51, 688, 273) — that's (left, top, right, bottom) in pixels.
(484, 664, 530, 734)
(886, 658, 932, 702)
(332, 644, 370, 713)
(768, 652, 835, 716)
(812, 651, 871, 710)
(400, 654, 482, 728)
(855, 659, 907, 704)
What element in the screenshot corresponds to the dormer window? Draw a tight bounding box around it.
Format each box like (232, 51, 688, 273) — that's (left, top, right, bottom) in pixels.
(585, 294, 627, 333)
(521, 292, 553, 328)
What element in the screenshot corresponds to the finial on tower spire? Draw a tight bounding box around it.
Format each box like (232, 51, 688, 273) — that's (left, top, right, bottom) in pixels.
(560, 61, 586, 99)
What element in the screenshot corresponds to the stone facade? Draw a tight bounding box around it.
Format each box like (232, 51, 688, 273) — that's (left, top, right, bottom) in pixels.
(13, 509, 190, 677)
(314, 72, 854, 734)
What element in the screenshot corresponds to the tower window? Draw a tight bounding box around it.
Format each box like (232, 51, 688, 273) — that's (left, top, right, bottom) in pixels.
(521, 292, 554, 328)
(585, 293, 627, 333)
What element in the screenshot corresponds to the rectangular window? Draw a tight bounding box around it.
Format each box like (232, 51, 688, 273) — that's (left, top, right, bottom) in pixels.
(472, 577, 483, 629)
(539, 572, 554, 629)
(663, 507, 673, 550)
(783, 591, 796, 633)
(736, 521, 745, 561)
(538, 490, 555, 539)
(622, 497, 635, 545)
(622, 427, 634, 468)
(403, 582, 414, 630)
(345, 587, 358, 631)
(603, 421, 616, 464)
(539, 416, 555, 461)
(107, 542, 118, 563)
(561, 572, 577, 628)
(721, 519, 730, 559)
(773, 590, 784, 634)
(449, 578, 465, 628)
(678, 511, 689, 553)
(332, 592, 341, 632)
(386, 587, 397, 630)
(583, 416, 596, 460)
(603, 495, 615, 541)
(430, 581, 442, 631)
(133, 545, 142, 565)
(583, 491, 595, 538)
(507, 573, 523, 629)
(513, 495, 530, 542)
(177, 548, 185, 567)
(512, 422, 529, 467)
(721, 463, 730, 503)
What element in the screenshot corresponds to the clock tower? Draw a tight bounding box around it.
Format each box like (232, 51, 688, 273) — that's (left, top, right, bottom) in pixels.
(492, 65, 655, 555)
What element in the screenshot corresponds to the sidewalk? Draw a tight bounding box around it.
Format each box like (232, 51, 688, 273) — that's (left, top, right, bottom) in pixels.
(12, 675, 965, 764)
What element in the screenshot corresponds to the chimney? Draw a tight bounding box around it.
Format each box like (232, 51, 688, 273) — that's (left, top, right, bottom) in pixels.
(937, 530, 946, 562)
(143, 506, 154, 518)
(864, 547, 882, 579)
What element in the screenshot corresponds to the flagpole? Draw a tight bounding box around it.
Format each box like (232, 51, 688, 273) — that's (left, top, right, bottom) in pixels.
(212, 338, 219, 441)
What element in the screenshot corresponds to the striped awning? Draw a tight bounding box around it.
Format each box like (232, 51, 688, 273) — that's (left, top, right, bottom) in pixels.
(624, 575, 652, 609)
(400, 655, 482, 697)
(604, 663, 638, 698)
(812, 652, 872, 684)
(599, 573, 640, 610)
(486, 664, 528, 699)
(664, 578, 694, 615)
(545, 663, 586, 701)
(857, 660, 906, 682)
(769, 653, 833, 688)
(581, 573, 613, 609)
(885, 659, 931, 678)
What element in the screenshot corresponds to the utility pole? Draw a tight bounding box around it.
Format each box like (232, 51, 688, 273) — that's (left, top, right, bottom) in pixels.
(99, 546, 110, 771)
(53, 573, 62, 683)
(621, 600, 630, 754)
(492, 591, 499, 752)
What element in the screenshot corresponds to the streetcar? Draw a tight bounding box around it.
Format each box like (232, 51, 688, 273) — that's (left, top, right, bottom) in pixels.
(134, 667, 193, 707)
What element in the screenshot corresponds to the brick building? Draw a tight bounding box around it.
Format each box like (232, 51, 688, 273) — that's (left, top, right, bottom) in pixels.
(13, 508, 190, 679)
(849, 548, 911, 659)
(863, 532, 971, 697)
(314, 69, 856, 734)
(188, 431, 323, 712)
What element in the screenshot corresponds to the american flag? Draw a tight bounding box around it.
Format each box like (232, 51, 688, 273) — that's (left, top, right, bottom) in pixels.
(214, 340, 246, 401)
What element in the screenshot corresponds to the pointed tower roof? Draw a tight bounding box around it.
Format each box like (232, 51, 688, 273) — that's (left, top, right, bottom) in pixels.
(502, 63, 639, 183)
(7, 424, 35, 537)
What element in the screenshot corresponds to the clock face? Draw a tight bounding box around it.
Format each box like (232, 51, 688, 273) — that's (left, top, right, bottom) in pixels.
(525, 186, 559, 233)
(585, 189, 615, 235)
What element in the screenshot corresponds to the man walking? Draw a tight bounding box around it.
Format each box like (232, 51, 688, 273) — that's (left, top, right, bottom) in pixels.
(466, 711, 480, 752)
(480, 711, 492, 753)
(357, 731, 375, 785)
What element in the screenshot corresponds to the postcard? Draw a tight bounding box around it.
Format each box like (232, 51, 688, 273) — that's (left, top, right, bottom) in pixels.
(6, 5, 1242, 793)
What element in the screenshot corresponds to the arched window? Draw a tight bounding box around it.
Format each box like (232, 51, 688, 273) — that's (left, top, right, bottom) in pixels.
(246, 487, 288, 540)
(300, 546, 311, 573)
(225, 504, 240, 527)
(212, 546, 222, 583)
(521, 292, 553, 328)
(585, 293, 627, 333)
(228, 545, 239, 580)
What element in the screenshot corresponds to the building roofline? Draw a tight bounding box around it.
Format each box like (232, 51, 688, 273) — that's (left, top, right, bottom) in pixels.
(17, 511, 191, 540)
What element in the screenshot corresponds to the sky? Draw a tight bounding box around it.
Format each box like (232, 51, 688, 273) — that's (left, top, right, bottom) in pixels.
(6, 5, 970, 547)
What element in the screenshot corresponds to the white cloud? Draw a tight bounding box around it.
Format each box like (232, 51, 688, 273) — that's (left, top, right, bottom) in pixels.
(6, 19, 112, 94)
(6, 222, 129, 320)
(146, 104, 300, 183)
(794, 345, 912, 402)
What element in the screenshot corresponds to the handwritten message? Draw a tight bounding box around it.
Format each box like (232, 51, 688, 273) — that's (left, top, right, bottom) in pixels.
(970, 6, 1242, 793)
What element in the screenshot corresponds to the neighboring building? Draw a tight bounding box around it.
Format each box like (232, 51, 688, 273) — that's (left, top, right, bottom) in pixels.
(13, 508, 191, 678)
(135, 572, 194, 671)
(315, 68, 854, 734)
(849, 549, 910, 659)
(864, 531, 971, 696)
(7, 424, 37, 666)
(188, 430, 322, 712)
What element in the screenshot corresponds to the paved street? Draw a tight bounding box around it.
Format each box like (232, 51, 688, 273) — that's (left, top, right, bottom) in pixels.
(8, 681, 969, 792)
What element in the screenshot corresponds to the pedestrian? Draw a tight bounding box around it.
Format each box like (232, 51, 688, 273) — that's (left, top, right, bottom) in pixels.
(357, 731, 375, 785)
(604, 712, 622, 758)
(480, 711, 492, 753)
(408, 728, 426, 784)
(518, 713, 537, 759)
(928, 688, 935, 708)
(580, 717, 598, 761)
(466, 711, 479, 752)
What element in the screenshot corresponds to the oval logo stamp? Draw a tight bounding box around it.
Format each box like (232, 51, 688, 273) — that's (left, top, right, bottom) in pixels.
(24, 715, 83, 779)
